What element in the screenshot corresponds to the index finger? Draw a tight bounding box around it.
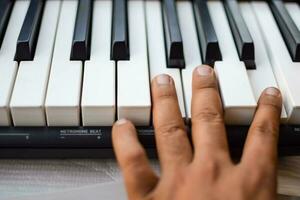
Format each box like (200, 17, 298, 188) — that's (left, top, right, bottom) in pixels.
(152, 74, 192, 170)
(242, 87, 282, 169)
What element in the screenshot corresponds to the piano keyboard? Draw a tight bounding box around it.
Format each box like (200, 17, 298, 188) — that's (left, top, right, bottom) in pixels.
(0, 0, 299, 158)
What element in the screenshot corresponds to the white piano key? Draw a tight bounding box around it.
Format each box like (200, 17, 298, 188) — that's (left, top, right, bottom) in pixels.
(176, 1, 202, 120)
(145, 0, 186, 119)
(117, 0, 151, 125)
(252, 2, 300, 124)
(0, 1, 29, 126)
(208, 1, 256, 125)
(285, 3, 300, 30)
(240, 2, 287, 121)
(81, 0, 115, 126)
(10, 1, 61, 126)
(45, 1, 83, 126)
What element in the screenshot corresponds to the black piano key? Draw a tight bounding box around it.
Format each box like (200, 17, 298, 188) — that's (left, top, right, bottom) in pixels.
(223, 0, 255, 69)
(111, 0, 129, 61)
(0, 0, 14, 49)
(269, 0, 300, 62)
(193, 0, 222, 66)
(14, 0, 45, 61)
(163, 0, 185, 68)
(70, 0, 93, 61)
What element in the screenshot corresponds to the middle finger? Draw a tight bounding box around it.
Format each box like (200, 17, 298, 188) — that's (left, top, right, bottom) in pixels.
(191, 65, 230, 161)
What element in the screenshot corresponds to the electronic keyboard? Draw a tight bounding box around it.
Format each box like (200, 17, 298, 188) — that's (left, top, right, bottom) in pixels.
(0, 0, 299, 158)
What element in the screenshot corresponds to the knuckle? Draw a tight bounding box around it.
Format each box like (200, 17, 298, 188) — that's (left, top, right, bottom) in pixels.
(155, 89, 176, 101)
(155, 122, 188, 152)
(251, 170, 265, 184)
(156, 122, 186, 138)
(246, 167, 275, 188)
(252, 121, 279, 139)
(194, 80, 217, 91)
(192, 107, 224, 124)
(265, 102, 281, 112)
(200, 159, 220, 179)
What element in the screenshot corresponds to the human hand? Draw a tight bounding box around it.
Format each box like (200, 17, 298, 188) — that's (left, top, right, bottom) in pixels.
(112, 65, 282, 200)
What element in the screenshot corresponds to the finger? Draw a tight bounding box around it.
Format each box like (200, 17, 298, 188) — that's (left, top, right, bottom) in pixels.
(242, 87, 282, 169)
(152, 74, 192, 170)
(191, 65, 229, 162)
(112, 119, 158, 199)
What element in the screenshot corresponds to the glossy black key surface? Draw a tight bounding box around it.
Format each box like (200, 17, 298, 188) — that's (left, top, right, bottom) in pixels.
(193, 0, 222, 66)
(163, 0, 185, 68)
(224, 0, 255, 69)
(14, 0, 45, 61)
(270, 0, 300, 62)
(70, 0, 93, 61)
(0, 0, 14, 49)
(111, 0, 129, 60)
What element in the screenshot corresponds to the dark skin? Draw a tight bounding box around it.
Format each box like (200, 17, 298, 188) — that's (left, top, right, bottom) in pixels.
(112, 65, 282, 200)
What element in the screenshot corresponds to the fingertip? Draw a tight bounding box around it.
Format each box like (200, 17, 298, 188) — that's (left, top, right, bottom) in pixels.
(194, 65, 213, 76)
(264, 87, 281, 97)
(114, 118, 131, 126)
(113, 118, 134, 131)
(151, 74, 177, 101)
(112, 119, 136, 142)
(258, 87, 282, 112)
(192, 65, 217, 90)
(152, 74, 174, 87)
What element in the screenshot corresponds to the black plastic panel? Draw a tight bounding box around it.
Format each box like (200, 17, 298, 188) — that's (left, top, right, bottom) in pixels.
(0, 125, 300, 158)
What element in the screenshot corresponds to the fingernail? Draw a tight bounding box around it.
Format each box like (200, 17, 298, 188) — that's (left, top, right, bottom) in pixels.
(115, 118, 128, 125)
(265, 87, 280, 97)
(197, 66, 212, 76)
(156, 74, 171, 85)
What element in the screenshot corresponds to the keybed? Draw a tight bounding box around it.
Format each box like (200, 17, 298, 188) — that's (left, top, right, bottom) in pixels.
(0, 0, 14, 49)
(178, 1, 202, 120)
(117, 0, 151, 126)
(209, 1, 256, 125)
(269, 0, 300, 62)
(240, 2, 287, 121)
(145, 0, 186, 118)
(253, 1, 300, 124)
(81, 0, 116, 126)
(45, 1, 83, 126)
(0, 1, 29, 126)
(70, 0, 93, 61)
(14, 0, 45, 61)
(224, 0, 255, 69)
(0, 0, 299, 128)
(10, 1, 61, 126)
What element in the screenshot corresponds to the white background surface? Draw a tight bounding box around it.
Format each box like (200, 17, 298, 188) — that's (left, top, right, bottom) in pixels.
(0, 159, 159, 199)
(0, 158, 300, 199)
